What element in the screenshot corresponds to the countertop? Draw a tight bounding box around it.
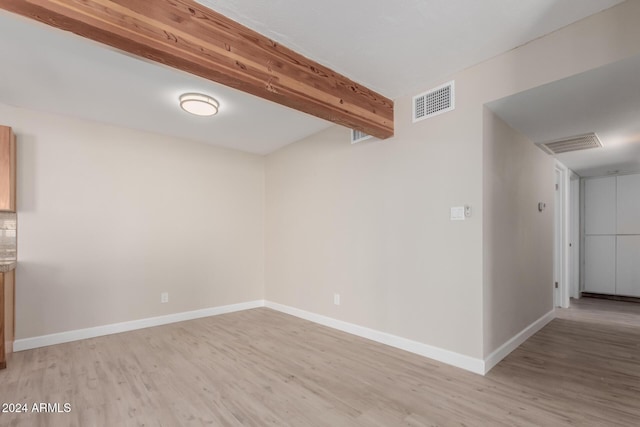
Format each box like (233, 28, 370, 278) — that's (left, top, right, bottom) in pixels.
(0, 261, 16, 273)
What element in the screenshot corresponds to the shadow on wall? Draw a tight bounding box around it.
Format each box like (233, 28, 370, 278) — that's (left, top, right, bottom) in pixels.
(480, 0, 637, 360)
(481, 106, 555, 358)
(15, 132, 37, 213)
(14, 261, 61, 339)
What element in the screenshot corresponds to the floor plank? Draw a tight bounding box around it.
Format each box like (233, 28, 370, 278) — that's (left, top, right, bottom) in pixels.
(1, 298, 639, 426)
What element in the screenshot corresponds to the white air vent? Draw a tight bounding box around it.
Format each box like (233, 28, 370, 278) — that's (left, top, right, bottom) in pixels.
(351, 129, 372, 144)
(413, 80, 455, 122)
(536, 133, 602, 155)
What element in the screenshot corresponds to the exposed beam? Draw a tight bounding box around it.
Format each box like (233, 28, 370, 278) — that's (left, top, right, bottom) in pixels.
(0, 0, 394, 139)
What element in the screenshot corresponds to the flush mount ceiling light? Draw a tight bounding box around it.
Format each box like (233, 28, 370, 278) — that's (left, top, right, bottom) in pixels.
(179, 93, 219, 116)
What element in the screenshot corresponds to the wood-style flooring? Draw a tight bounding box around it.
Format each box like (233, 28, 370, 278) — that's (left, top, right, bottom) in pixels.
(1, 298, 639, 426)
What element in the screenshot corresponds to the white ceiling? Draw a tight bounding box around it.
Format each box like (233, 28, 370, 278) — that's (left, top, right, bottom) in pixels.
(197, 0, 624, 98)
(487, 53, 640, 178)
(0, 11, 332, 155)
(0, 1, 625, 154)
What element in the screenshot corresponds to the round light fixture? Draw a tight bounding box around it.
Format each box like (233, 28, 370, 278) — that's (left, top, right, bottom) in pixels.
(179, 93, 219, 116)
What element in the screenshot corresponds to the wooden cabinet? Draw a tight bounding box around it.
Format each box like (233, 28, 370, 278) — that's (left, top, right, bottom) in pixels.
(0, 126, 16, 212)
(0, 125, 16, 369)
(0, 274, 3, 369)
(0, 269, 15, 370)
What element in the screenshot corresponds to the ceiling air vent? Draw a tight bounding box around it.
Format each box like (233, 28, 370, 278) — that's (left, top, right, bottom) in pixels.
(536, 133, 602, 155)
(413, 80, 455, 122)
(351, 129, 372, 144)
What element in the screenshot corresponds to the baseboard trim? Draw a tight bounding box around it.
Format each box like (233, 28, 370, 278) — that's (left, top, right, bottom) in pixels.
(264, 301, 485, 375)
(14, 300, 551, 376)
(13, 300, 265, 352)
(483, 309, 556, 374)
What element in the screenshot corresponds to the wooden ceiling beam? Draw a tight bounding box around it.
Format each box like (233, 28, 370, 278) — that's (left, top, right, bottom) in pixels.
(0, 0, 394, 139)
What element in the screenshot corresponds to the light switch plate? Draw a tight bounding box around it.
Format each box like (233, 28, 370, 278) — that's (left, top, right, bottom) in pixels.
(450, 206, 465, 221)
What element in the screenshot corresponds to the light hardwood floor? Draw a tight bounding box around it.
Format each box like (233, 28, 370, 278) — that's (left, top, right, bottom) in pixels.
(1, 298, 639, 426)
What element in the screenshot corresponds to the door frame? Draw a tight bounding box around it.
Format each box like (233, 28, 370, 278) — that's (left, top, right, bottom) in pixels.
(569, 173, 581, 299)
(554, 161, 571, 308)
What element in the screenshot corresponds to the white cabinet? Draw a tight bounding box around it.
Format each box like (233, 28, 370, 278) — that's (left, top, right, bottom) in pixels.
(616, 236, 640, 297)
(584, 177, 616, 235)
(584, 235, 616, 294)
(617, 174, 640, 235)
(583, 174, 640, 297)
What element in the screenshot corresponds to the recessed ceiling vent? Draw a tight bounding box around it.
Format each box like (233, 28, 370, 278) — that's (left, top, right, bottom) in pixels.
(536, 133, 602, 155)
(413, 80, 455, 122)
(351, 129, 372, 144)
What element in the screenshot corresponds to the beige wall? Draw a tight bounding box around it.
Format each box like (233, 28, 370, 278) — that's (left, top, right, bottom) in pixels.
(1, 103, 265, 339)
(482, 109, 555, 356)
(265, 0, 640, 360)
(266, 94, 484, 358)
(4, 0, 640, 362)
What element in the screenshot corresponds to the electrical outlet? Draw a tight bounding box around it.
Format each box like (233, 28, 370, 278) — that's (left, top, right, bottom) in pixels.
(334, 293, 341, 306)
(161, 292, 169, 303)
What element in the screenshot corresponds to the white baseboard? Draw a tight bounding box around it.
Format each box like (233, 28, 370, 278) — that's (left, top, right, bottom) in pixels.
(483, 309, 555, 374)
(264, 301, 486, 375)
(13, 299, 553, 377)
(13, 300, 265, 352)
